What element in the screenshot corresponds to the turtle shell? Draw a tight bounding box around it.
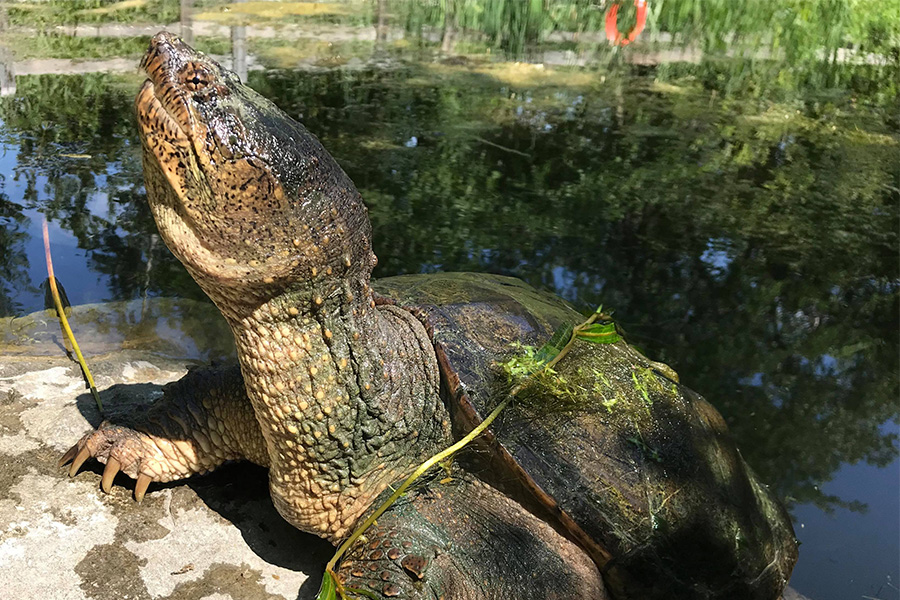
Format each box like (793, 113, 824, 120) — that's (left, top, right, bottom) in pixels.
(375, 272, 797, 600)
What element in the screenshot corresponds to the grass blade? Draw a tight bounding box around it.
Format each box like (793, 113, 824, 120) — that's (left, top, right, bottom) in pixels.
(42, 218, 103, 413)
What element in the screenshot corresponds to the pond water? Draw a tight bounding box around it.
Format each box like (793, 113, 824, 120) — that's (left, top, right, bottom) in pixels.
(0, 2, 897, 600)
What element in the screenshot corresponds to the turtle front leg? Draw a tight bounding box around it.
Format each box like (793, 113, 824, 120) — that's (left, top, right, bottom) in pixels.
(60, 363, 268, 501)
(336, 474, 607, 600)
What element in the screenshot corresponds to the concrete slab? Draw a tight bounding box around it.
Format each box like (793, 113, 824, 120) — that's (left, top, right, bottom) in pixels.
(0, 300, 332, 600)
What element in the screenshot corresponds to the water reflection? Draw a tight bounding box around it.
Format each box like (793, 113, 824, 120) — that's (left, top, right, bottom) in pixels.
(1, 296, 233, 362)
(0, 47, 14, 97)
(0, 2, 896, 599)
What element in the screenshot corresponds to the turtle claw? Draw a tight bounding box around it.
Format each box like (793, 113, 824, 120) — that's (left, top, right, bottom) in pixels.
(58, 444, 78, 468)
(134, 473, 151, 502)
(101, 457, 121, 493)
(61, 426, 163, 501)
(69, 446, 91, 477)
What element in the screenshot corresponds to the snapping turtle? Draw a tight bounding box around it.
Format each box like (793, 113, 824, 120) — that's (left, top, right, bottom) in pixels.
(61, 33, 797, 600)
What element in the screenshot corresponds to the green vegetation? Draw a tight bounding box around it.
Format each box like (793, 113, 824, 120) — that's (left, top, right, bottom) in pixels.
(250, 37, 376, 69)
(42, 225, 104, 412)
(4, 0, 182, 26)
(498, 341, 590, 409)
(396, 0, 899, 59)
(2, 0, 896, 65)
(0, 31, 230, 61)
(195, 1, 372, 27)
(4, 34, 152, 60)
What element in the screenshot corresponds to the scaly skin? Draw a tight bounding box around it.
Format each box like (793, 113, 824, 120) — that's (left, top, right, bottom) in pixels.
(229, 291, 449, 539)
(336, 472, 606, 599)
(62, 365, 267, 500)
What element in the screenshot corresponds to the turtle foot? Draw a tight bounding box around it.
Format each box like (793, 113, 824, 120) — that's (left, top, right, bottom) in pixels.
(60, 422, 184, 501)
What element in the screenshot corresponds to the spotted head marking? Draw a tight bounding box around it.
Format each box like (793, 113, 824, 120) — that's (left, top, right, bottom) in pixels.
(136, 32, 375, 307)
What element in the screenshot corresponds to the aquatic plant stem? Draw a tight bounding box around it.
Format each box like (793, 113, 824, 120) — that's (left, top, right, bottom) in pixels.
(321, 309, 608, 599)
(319, 308, 613, 598)
(42, 218, 103, 413)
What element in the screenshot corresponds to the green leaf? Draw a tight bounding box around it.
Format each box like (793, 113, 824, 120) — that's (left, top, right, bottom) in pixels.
(575, 322, 621, 344)
(316, 572, 337, 600)
(534, 323, 574, 364)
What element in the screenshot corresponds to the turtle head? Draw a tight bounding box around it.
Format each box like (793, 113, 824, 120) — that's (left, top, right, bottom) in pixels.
(135, 32, 375, 308)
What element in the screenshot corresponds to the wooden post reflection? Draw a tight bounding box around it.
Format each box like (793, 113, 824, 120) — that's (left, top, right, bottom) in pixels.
(375, 0, 388, 54)
(231, 0, 248, 82)
(180, 0, 194, 45)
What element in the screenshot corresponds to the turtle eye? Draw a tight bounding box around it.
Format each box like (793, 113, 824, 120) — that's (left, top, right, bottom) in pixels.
(180, 62, 213, 92)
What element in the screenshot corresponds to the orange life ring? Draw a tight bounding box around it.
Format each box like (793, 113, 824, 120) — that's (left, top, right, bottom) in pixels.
(605, 0, 648, 46)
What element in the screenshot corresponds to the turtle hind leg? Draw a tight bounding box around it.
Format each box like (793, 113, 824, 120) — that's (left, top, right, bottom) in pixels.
(337, 474, 606, 600)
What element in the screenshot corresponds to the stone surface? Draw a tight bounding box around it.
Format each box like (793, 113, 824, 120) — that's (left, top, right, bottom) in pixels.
(0, 301, 332, 600)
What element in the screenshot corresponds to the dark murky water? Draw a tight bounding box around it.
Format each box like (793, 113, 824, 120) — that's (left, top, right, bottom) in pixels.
(0, 2, 897, 599)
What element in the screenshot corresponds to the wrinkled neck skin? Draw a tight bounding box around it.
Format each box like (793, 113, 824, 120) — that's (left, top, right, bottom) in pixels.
(199, 269, 451, 542)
